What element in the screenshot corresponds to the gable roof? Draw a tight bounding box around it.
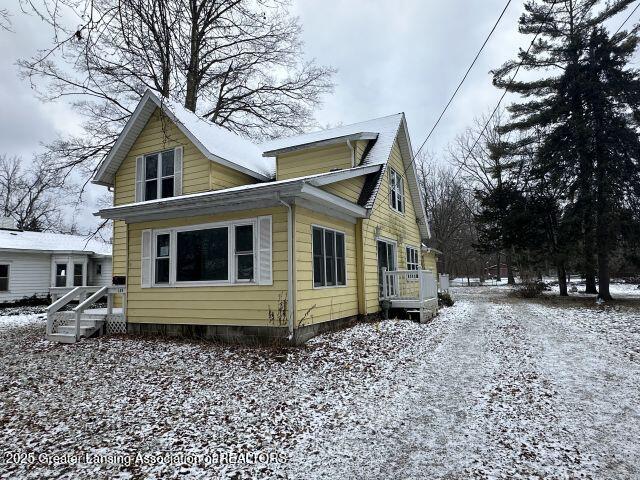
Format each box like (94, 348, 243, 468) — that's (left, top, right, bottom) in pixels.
(0, 230, 112, 256)
(260, 113, 404, 166)
(93, 90, 275, 186)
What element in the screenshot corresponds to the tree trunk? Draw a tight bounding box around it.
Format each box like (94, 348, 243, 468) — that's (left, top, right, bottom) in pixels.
(506, 252, 515, 285)
(184, 4, 201, 112)
(495, 252, 501, 282)
(583, 221, 598, 293)
(558, 261, 568, 296)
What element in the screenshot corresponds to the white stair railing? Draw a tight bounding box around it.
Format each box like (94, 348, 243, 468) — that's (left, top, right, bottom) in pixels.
(73, 286, 108, 340)
(46, 286, 100, 336)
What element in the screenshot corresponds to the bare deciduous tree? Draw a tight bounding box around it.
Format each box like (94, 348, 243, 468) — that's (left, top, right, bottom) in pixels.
(0, 9, 11, 31)
(0, 154, 72, 231)
(19, 0, 335, 178)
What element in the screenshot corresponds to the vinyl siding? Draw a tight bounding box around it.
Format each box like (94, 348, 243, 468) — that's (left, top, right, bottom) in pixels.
(320, 176, 365, 203)
(0, 252, 52, 302)
(361, 140, 423, 314)
(88, 257, 113, 287)
(422, 251, 438, 274)
(125, 207, 289, 326)
(294, 207, 359, 326)
(276, 144, 352, 180)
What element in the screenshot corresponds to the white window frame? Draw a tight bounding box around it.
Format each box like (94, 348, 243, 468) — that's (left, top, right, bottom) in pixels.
(54, 262, 68, 288)
(151, 219, 258, 287)
(144, 149, 175, 201)
(389, 167, 405, 214)
(311, 224, 347, 289)
(406, 245, 420, 281)
(96, 263, 102, 276)
(0, 263, 10, 292)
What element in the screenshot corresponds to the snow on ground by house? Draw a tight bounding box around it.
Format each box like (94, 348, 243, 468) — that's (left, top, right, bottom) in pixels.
(0, 287, 638, 479)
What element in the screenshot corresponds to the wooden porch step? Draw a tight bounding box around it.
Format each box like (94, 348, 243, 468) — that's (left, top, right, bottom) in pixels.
(45, 333, 77, 344)
(56, 325, 100, 337)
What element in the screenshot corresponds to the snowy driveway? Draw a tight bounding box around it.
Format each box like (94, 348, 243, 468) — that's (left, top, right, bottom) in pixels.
(0, 287, 639, 479)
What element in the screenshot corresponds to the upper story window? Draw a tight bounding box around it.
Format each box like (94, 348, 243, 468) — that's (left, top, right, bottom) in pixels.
(136, 147, 182, 202)
(144, 150, 174, 201)
(389, 168, 405, 213)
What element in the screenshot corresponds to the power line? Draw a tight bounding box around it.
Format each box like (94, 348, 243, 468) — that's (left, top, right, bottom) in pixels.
(413, 0, 513, 159)
(401, 0, 513, 178)
(614, 1, 640, 35)
(450, 0, 559, 183)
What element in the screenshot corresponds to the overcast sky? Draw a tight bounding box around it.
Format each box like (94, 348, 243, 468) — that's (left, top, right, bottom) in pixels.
(0, 0, 637, 231)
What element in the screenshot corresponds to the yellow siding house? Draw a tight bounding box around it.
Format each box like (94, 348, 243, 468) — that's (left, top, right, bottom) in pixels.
(91, 90, 436, 344)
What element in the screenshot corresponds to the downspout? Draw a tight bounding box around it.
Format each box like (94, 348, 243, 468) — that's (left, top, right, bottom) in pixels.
(347, 140, 356, 167)
(278, 196, 295, 339)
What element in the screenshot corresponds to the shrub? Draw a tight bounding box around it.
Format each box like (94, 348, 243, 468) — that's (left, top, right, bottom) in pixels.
(438, 292, 455, 307)
(513, 281, 548, 298)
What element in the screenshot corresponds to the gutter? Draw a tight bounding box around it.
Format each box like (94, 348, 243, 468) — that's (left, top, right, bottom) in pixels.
(278, 196, 295, 340)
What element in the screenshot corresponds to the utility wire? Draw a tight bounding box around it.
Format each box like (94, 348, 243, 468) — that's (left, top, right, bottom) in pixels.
(401, 0, 513, 179)
(450, 0, 559, 183)
(614, 1, 640, 35)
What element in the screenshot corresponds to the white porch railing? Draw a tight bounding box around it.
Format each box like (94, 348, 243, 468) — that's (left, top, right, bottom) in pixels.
(439, 274, 450, 293)
(381, 268, 438, 302)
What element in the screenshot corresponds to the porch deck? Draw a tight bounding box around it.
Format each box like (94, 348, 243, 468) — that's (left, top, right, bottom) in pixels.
(381, 269, 439, 322)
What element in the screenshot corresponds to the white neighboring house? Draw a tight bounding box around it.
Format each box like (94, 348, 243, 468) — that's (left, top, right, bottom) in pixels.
(0, 221, 112, 304)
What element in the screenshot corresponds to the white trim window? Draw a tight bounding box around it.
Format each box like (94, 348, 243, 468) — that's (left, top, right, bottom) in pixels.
(73, 263, 84, 287)
(55, 263, 67, 287)
(144, 149, 174, 201)
(0, 264, 9, 292)
(389, 167, 405, 213)
(143, 216, 271, 287)
(312, 226, 346, 288)
(136, 146, 183, 202)
(406, 246, 419, 280)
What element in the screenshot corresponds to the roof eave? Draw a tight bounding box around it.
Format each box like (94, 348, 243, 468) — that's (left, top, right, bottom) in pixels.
(262, 132, 379, 157)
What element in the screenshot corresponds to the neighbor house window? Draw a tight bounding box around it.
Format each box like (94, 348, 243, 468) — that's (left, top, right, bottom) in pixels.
(312, 226, 346, 288)
(0, 265, 8, 292)
(73, 263, 84, 286)
(389, 168, 405, 213)
(144, 149, 175, 201)
(155, 233, 171, 284)
(55, 264, 67, 287)
(96, 263, 102, 275)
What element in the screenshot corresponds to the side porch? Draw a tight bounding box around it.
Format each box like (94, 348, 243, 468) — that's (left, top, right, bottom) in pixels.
(380, 269, 439, 322)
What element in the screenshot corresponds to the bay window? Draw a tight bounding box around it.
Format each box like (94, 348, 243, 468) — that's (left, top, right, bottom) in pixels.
(73, 263, 84, 286)
(55, 263, 67, 287)
(312, 226, 346, 288)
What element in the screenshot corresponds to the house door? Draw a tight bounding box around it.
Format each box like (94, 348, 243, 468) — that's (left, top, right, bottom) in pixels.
(377, 240, 396, 297)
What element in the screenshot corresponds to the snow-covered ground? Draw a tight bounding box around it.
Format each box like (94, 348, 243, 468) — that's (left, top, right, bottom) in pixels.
(0, 287, 638, 479)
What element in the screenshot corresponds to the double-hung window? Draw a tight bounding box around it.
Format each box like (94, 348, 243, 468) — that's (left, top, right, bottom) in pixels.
(73, 263, 84, 286)
(312, 226, 346, 288)
(141, 149, 176, 201)
(0, 264, 9, 292)
(155, 233, 171, 284)
(389, 168, 405, 213)
(55, 264, 67, 287)
(234, 224, 255, 282)
(406, 246, 419, 280)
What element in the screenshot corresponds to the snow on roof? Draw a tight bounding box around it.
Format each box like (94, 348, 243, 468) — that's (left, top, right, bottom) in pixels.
(260, 113, 404, 166)
(159, 95, 275, 178)
(0, 230, 112, 255)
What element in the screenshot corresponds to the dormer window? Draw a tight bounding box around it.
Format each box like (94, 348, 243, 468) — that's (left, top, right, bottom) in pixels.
(135, 147, 183, 202)
(389, 167, 405, 213)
